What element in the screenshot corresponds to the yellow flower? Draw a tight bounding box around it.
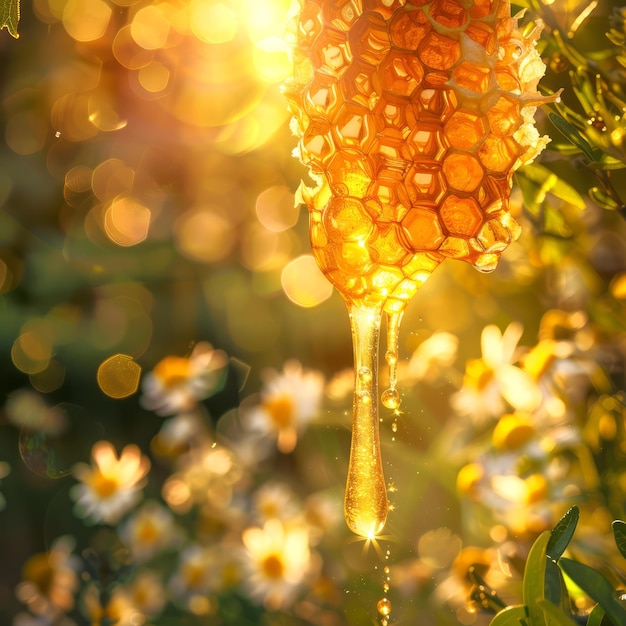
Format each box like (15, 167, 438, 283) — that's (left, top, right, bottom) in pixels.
(71, 441, 150, 525)
(242, 518, 314, 609)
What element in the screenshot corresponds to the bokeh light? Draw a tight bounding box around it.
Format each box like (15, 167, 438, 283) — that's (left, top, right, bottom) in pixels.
(97, 354, 142, 398)
(281, 255, 334, 308)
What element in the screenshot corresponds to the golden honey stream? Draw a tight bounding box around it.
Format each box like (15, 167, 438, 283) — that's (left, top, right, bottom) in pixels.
(285, 0, 556, 537)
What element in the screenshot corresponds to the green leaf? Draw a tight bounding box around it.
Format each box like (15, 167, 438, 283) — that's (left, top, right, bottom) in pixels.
(586, 604, 606, 626)
(559, 558, 626, 626)
(589, 187, 620, 211)
(489, 605, 529, 626)
(0, 0, 19, 38)
(545, 559, 574, 619)
(548, 113, 597, 162)
(547, 506, 580, 561)
(523, 531, 551, 624)
(586, 157, 626, 171)
(522, 163, 587, 210)
(537, 599, 578, 625)
(611, 520, 626, 560)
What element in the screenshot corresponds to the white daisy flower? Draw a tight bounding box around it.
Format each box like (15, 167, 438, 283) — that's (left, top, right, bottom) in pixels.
(70, 441, 150, 525)
(252, 482, 301, 524)
(118, 500, 183, 562)
(241, 518, 314, 610)
(243, 360, 325, 453)
(140, 342, 228, 416)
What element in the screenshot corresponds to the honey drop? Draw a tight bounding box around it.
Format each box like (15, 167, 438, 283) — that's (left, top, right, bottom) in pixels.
(377, 597, 392, 617)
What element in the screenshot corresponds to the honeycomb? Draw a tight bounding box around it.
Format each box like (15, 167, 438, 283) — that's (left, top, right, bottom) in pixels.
(285, 0, 558, 315)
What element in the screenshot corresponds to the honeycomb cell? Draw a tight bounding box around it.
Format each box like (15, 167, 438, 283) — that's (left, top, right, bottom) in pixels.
(364, 0, 408, 19)
(349, 12, 390, 64)
(495, 67, 520, 93)
(408, 123, 447, 159)
(442, 152, 484, 192)
(477, 218, 512, 253)
(478, 134, 521, 173)
(465, 22, 496, 55)
(301, 117, 335, 167)
(487, 96, 521, 136)
(389, 8, 431, 50)
(368, 223, 410, 265)
(303, 73, 340, 117)
(417, 87, 457, 121)
(444, 109, 486, 150)
(469, 0, 494, 19)
(323, 0, 363, 31)
(418, 32, 460, 70)
(369, 180, 410, 222)
(379, 51, 424, 97)
(339, 59, 382, 108)
(429, 0, 468, 29)
(439, 235, 470, 258)
(323, 196, 374, 241)
(297, 3, 323, 47)
(453, 61, 493, 94)
(401, 207, 444, 251)
(406, 164, 446, 205)
(332, 102, 376, 150)
(371, 265, 404, 296)
(440, 195, 483, 236)
(340, 240, 373, 272)
(311, 29, 351, 75)
(327, 150, 373, 196)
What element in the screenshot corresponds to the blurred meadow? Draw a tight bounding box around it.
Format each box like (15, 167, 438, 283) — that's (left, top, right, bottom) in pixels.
(0, 0, 625, 625)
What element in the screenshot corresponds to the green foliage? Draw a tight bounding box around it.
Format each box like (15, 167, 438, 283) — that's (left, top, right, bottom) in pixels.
(488, 507, 626, 626)
(0, 0, 19, 38)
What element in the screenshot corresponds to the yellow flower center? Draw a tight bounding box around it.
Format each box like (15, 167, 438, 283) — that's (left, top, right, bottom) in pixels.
(465, 358, 494, 391)
(263, 396, 295, 429)
(138, 520, 159, 544)
(524, 474, 549, 505)
(261, 554, 284, 580)
(153, 356, 191, 388)
(90, 472, 120, 499)
(184, 563, 206, 589)
(23, 552, 55, 595)
(492, 414, 535, 450)
(521, 340, 557, 382)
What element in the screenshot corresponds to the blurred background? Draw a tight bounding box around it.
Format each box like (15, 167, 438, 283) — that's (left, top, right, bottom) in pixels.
(0, 0, 625, 624)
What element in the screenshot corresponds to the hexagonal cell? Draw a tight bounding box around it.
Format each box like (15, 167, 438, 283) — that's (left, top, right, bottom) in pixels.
(468, 0, 494, 19)
(332, 102, 375, 150)
(452, 61, 493, 94)
(389, 7, 431, 50)
(417, 87, 457, 121)
(464, 22, 496, 55)
(327, 149, 373, 197)
(379, 50, 425, 97)
(297, 3, 323, 47)
(374, 97, 416, 133)
(301, 117, 335, 167)
(363, 0, 409, 19)
(477, 218, 512, 253)
(495, 68, 520, 93)
(323, 196, 374, 241)
(418, 32, 460, 71)
(349, 11, 390, 64)
(368, 223, 410, 265)
(339, 59, 381, 108)
(444, 109, 486, 150)
(440, 195, 483, 236)
(311, 29, 351, 75)
(339, 240, 373, 273)
(405, 164, 446, 205)
(323, 0, 363, 31)
(408, 123, 447, 160)
(401, 207, 444, 251)
(478, 134, 521, 173)
(371, 264, 405, 297)
(401, 250, 442, 278)
(303, 73, 341, 118)
(369, 179, 410, 222)
(429, 0, 468, 29)
(439, 236, 470, 258)
(442, 152, 484, 192)
(487, 96, 521, 136)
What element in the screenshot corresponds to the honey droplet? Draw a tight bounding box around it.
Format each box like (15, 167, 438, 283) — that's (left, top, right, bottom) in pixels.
(377, 597, 392, 617)
(381, 388, 400, 410)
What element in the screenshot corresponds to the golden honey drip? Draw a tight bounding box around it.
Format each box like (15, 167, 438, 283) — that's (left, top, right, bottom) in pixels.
(345, 304, 389, 537)
(285, 0, 556, 536)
